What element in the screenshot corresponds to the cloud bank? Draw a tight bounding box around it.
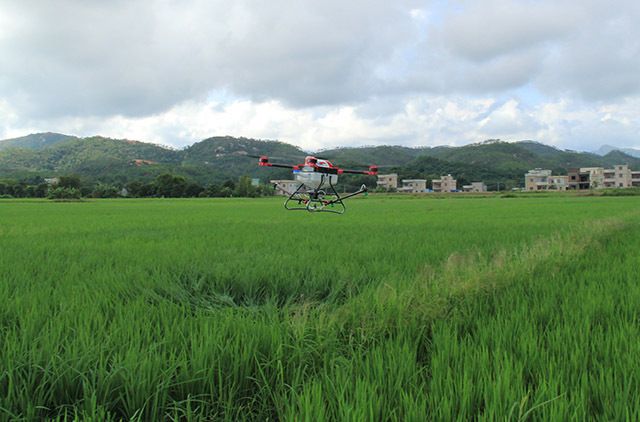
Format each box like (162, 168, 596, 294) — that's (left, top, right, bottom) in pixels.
(1, 0, 639, 151)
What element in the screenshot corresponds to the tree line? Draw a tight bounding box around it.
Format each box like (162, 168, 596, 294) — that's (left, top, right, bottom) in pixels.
(0, 174, 275, 200)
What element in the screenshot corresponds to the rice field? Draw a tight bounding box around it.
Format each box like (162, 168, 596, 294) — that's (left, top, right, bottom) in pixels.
(1, 195, 639, 421)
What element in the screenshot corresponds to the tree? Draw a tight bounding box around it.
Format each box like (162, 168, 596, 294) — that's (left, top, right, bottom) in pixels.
(234, 174, 257, 197)
(80, 186, 93, 197)
(155, 174, 188, 198)
(125, 181, 143, 198)
(35, 183, 49, 198)
(256, 184, 275, 197)
(139, 183, 157, 197)
(47, 187, 81, 200)
(185, 182, 204, 197)
(58, 174, 82, 189)
(219, 186, 233, 197)
(204, 184, 222, 197)
(7, 184, 25, 198)
(24, 186, 37, 197)
(91, 183, 120, 198)
(222, 179, 235, 190)
(169, 176, 187, 198)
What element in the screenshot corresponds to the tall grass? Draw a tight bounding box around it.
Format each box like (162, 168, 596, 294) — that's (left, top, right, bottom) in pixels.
(0, 196, 639, 420)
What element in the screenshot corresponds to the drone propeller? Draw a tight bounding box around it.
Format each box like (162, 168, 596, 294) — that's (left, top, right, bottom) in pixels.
(234, 152, 291, 161)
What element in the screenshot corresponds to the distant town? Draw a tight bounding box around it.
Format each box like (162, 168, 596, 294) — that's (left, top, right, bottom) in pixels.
(272, 164, 640, 194)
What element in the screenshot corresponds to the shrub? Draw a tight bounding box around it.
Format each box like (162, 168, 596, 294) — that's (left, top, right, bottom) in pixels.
(47, 187, 81, 200)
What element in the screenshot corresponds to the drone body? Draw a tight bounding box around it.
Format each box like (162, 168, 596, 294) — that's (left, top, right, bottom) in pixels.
(258, 155, 378, 214)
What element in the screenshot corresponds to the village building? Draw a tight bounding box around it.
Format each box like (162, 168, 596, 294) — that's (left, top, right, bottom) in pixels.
(462, 182, 487, 192)
(549, 176, 569, 190)
(603, 165, 634, 188)
(567, 168, 589, 190)
(376, 174, 398, 191)
(398, 179, 427, 193)
(580, 167, 604, 189)
(432, 175, 457, 192)
(524, 169, 552, 191)
(525, 165, 638, 191)
(270, 180, 300, 196)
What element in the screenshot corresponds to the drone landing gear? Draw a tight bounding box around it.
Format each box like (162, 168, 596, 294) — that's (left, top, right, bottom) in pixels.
(275, 177, 367, 214)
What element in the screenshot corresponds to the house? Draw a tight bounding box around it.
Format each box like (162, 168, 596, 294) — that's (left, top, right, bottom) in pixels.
(432, 175, 457, 192)
(376, 174, 398, 191)
(580, 167, 604, 188)
(44, 178, 59, 184)
(525, 169, 552, 191)
(270, 180, 300, 196)
(603, 165, 632, 188)
(567, 168, 590, 190)
(398, 179, 427, 193)
(523, 164, 637, 192)
(462, 182, 487, 192)
(549, 176, 569, 190)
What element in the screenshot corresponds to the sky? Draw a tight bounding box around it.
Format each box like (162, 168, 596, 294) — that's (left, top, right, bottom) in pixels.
(1, 0, 639, 152)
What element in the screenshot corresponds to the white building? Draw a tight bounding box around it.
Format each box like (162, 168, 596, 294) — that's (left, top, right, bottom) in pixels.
(580, 167, 604, 188)
(603, 165, 633, 188)
(270, 180, 300, 196)
(462, 182, 487, 192)
(525, 169, 552, 191)
(432, 175, 457, 192)
(549, 176, 569, 190)
(398, 179, 427, 193)
(376, 174, 398, 191)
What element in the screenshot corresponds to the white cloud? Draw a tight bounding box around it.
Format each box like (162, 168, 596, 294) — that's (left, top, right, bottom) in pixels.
(1, 0, 639, 151)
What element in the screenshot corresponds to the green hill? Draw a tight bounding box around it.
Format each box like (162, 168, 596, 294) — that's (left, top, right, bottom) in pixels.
(181, 136, 306, 181)
(1, 133, 639, 189)
(0, 132, 79, 151)
(316, 145, 431, 167)
(600, 150, 640, 167)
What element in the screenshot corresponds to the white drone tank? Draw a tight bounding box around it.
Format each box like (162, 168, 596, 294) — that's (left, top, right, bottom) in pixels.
(294, 157, 338, 189)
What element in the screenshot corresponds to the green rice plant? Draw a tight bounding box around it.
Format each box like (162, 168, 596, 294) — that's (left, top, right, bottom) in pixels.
(1, 196, 639, 420)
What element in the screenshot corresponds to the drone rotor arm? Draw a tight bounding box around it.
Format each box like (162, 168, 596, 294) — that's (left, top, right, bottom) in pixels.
(337, 165, 379, 176)
(263, 163, 296, 169)
(257, 156, 296, 169)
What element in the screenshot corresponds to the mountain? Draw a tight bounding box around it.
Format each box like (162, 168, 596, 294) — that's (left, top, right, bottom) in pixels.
(594, 145, 640, 158)
(1, 133, 639, 189)
(418, 140, 608, 173)
(600, 150, 640, 167)
(0, 132, 78, 151)
(0, 136, 180, 171)
(181, 136, 308, 182)
(316, 145, 431, 167)
(0, 134, 300, 185)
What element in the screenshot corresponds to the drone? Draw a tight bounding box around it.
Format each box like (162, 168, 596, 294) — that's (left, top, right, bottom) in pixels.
(256, 155, 378, 214)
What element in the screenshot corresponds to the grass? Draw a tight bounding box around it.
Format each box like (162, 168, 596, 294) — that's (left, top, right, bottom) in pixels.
(1, 195, 639, 420)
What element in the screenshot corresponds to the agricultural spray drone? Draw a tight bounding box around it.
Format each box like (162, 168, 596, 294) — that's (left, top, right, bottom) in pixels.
(252, 155, 378, 214)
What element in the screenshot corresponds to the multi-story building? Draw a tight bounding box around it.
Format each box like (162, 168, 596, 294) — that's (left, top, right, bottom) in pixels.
(270, 180, 300, 196)
(567, 168, 590, 190)
(462, 182, 487, 192)
(549, 176, 569, 190)
(603, 165, 633, 188)
(376, 174, 398, 191)
(525, 169, 552, 191)
(398, 179, 427, 193)
(580, 167, 604, 188)
(432, 175, 457, 192)
(524, 164, 638, 191)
